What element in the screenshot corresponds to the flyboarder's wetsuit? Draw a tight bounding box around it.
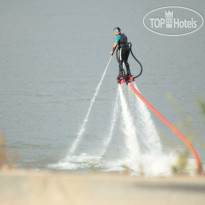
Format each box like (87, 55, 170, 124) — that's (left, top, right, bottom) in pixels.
(115, 33, 131, 78)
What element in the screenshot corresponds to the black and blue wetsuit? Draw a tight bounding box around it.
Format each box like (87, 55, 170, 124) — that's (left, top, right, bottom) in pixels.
(115, 33, 131, 77)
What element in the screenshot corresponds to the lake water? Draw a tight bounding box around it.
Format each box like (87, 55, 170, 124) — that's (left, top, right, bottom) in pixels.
(0, 0, 205, 175)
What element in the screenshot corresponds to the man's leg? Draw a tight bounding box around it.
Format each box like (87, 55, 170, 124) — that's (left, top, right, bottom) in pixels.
(122, 49, 131, 75)
(117, 48, 125, 78)
(125, 61, 131, 75)
(118, 61, 124, 78)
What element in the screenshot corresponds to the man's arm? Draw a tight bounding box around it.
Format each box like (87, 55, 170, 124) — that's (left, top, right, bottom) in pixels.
(110, 42, 118, 55)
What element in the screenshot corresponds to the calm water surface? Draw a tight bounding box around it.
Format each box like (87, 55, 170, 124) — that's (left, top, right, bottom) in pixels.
(0, 0, 204, 171)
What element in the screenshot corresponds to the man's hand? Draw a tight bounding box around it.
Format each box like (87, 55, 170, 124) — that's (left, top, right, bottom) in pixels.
(110, 42, 118, 56)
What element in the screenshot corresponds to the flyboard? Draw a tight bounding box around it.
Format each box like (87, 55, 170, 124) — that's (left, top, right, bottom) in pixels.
(117, 43, 202, 174)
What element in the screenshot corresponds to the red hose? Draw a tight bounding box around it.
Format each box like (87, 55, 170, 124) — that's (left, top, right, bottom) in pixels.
(129, 83, 202, 174)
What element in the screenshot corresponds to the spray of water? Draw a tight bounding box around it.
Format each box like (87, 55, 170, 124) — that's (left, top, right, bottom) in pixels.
(69, 56, 112, 154)
(100, 89, 119, 157)
(118, 86, 140, 164)
(127, 82, 175, 175)
(132, 82, 162, 153)
(51, 88, 120, 171)
(51, 78, 176, 176)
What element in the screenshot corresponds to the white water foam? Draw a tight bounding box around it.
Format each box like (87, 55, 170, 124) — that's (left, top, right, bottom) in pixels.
(50, 153, 102, 170)
(69, 56, 112, 154)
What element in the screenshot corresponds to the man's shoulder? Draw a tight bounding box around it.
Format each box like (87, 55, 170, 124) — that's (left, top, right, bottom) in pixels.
(115, 34, 121, 42)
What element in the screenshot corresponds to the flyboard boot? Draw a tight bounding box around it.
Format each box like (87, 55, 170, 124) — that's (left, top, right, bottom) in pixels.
(125, 67, 133, 84)
(117, 68, 126, 84)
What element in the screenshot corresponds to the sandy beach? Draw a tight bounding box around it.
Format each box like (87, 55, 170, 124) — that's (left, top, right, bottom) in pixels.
(0, 169, 205, 205)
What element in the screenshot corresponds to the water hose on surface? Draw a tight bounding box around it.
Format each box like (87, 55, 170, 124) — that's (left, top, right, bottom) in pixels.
(129, 83, 202, 174)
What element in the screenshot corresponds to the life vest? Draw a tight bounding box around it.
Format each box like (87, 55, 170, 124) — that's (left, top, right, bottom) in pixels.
(119, 33, 129, 49)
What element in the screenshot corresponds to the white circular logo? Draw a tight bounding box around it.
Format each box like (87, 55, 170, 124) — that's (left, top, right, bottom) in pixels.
(143, 6, 204, 36)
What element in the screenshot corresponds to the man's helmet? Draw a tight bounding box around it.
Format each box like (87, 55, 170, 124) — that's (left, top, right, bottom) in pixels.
(113, 27, 121, 33)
